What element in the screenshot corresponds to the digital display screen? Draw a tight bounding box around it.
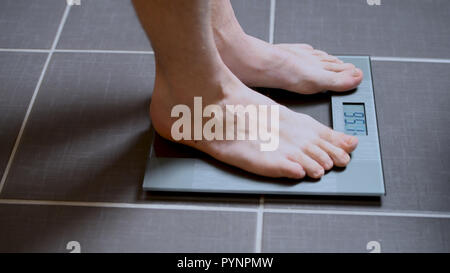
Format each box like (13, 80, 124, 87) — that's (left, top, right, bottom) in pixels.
(343, 103, 367, 136)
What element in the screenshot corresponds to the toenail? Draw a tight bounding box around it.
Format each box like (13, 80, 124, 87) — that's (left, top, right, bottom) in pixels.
(352, 69, 360, 77)
(298, 170, 306, 178)
(338, 151, 348, 160)
(343, 154, 351, 163)
(327, 160, 333, 168)
(315, 168, 324, 177)
(346, 136, 356, 145)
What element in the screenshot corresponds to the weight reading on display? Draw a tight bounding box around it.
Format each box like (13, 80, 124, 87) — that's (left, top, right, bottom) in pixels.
(343, 103, 367, 136)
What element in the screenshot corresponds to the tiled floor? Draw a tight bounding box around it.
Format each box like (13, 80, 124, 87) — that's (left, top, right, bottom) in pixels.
(0, 0, 66, 49)
(0, 53, 47, 179)
(0, 0, 449, 252)
(265, 61, 450, 212)
(274, 0, 450, 58)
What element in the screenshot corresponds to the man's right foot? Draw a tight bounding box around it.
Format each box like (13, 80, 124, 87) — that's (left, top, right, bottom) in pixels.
(150, 65, 358, 179)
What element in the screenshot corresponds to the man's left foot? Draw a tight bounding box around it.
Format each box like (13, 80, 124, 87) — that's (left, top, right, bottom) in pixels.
(212, 5, 363, 95)
(215, 31, 363, 94)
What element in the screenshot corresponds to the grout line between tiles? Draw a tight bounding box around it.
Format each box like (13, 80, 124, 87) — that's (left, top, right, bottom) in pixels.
(0, 199, 256, 213)
(269, 0, 276, 44)
(54, 49, 154, 54)
(0, 3, 449, 230)
(1, 198, 450, 219)
(0, 48, 154, 54)
(0, 5, 72, 194)
(255, 0, 276, 251)
(371, 56, 450, 64)
(263, 208, 450, 219)
(0, 48, 51, 53)
(254, 196, 264, 253)
(2, 47, 450, 65)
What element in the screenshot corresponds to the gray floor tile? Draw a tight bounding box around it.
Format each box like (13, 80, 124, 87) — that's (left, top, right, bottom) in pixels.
(0, 0, 66, 49)
(0, 52, 47, 180)
(0, 53, 153, 202)
(265, 61, 450, 212)
(0, 52, 258, 207)
(274, 0, 450, 58)
(262, 212, 450, 252)
(57, 0, 151, 50)
(231, 0, 271, 42)
(0, 204, 256, 252)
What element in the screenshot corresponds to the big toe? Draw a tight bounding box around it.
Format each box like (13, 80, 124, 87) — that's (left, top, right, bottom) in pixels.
(323, 67, 363, 92)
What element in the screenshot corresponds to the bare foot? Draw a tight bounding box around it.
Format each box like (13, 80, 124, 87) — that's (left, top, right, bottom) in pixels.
(151, 65, 358, 179)
(212, 2, 363, 94)
(134, 0, 358, 179)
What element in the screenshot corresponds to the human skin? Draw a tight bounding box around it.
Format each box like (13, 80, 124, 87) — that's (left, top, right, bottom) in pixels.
(133, 0, 359, 179)
(211, 0, 363, 94)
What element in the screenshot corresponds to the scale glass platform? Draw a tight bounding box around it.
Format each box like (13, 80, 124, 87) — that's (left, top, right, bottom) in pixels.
(142, 56, 385, 196)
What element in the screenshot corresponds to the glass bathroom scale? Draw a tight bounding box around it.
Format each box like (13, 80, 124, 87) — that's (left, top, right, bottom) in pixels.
(142, 56, 385, 196)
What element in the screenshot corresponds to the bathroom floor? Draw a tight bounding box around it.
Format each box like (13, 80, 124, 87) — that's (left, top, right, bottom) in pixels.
(0, 0, 449, 252)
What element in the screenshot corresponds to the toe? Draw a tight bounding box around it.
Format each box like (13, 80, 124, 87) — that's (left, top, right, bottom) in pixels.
(304, 145, 334, 170)
(319, 128, 359, 153)
(297, 43, 314, 50)
(317, 139, 351, 167)
(320, 55, 343, 64)
(334, 57, 344, 64)
(277, 43, 314, 51)
(282, 159, 306, 179)
(296, 153, 325, 179)
(312, 49, 328, 56)
(323, 63, 355, 72)
(323, 67, 363, 92)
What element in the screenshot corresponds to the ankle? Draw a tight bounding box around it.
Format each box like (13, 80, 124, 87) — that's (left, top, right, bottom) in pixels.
(213, 19, 246, 52)
(216, 33, 290, 87)
(155, 62, 235, 103)
(150, 67, 238, 140)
